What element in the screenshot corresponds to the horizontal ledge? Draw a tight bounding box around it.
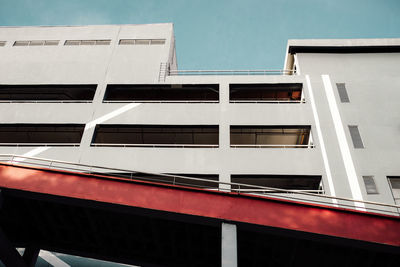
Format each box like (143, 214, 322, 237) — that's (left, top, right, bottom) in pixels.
(230, 144, 314, 148)
(0, 143, 80, 147)
(0, 100, 93, 103)
(229, 100, 305, 103)
(102, 100, 219, 103)
(288, 45, 400, 54)
(169, 69, 294, 73)
(90, 144, 219, 148)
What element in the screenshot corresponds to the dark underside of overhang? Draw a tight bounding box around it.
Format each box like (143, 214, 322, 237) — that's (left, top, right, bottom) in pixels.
(0, 189, 399, 267)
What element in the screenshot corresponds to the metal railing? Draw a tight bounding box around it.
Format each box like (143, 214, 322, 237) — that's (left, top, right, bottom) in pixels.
(230, 144, 314, 148)
(229, 100, 306, 104)
(0, 154, 399, 216)
(168, 69, 296, 76)
(91, 144, 219, 148)
(0, 143, 80, 147)
(102, 100, 219, 104)
(0, 100, 92, 103)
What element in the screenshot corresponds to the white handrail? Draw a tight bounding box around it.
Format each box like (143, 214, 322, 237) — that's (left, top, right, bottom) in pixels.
(0, 143, 80, 147)
(91, 144, 219, 148)
(230, 144, 314, 148)
(168, 69, 295, 75)
(0, 154, 399, 215)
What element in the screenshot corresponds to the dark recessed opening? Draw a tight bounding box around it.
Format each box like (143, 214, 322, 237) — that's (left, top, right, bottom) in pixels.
(104, 84, 219, 102)
(99, 173, 219, 189)
(92, 125, 219, 147)
(0, 85, 97, 101)
(230, 126, 311, 147)
(388, 176, 400, 205)
(230, 83, 302, 102)
(231, 175, 322, 192)
(0, 124, 85, 145)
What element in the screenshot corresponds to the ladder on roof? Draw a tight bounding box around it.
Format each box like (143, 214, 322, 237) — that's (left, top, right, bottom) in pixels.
(158, 62, 169, 82)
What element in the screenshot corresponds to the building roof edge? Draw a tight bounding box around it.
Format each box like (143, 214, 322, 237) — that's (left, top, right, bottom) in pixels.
(287, 38, 400, 54)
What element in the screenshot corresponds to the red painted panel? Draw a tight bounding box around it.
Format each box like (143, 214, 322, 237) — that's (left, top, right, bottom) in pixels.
(0, 164, 399, 246)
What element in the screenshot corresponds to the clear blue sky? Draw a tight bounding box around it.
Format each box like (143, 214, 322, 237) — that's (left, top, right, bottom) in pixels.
(0, 0, 399, 69)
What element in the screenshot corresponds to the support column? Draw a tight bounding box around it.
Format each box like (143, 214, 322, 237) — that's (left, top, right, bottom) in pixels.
(0, 226, 27, 267)
(219, 82, 232, 192)
(22, 246, 40, 267)
(221, 222, 237, 267)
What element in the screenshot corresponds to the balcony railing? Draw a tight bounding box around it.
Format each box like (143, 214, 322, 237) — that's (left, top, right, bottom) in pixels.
(0, 143, 81, 147)
(91, 143, 219, 148)
(230, 144, 314, 148)
(168, 69, 296, 76)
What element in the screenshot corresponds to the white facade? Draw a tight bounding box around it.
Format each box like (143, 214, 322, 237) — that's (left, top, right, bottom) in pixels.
(0, 25, 399, 211)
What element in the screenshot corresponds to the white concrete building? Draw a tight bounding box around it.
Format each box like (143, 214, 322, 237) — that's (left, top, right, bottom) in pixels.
(0, 24, 399, 266)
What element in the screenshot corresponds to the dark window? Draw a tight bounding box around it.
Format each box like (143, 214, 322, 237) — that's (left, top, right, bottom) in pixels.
(119, 39, 166, 45)
(231, 175, 322, 192)
(92, 125, 219, 147)
(348, 125, 364, 148)
(230, 126, 311, 148)
(64, 40, 111, 46)
(104, 84, 219, 102)
(230, 83, 302, 102)
(336, 83, 350, 103)
(0, 85, 97, 102)
(388, 177, 400, 205)
(0, 124, 85, 145)
(13, 40, 59, 46)
(362, 176, 378, 194)
(98, 172, 219, 188)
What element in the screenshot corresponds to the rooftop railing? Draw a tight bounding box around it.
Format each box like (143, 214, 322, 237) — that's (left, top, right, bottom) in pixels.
(0, 154, 399, 216)
(168, 69, 296, 76)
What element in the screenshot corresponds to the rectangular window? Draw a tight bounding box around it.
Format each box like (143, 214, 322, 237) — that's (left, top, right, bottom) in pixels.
(134, 39, 151, 45)
(100, 173, 219, 189)
(13, 40, 59, 46)
(92, 125, 219, 147)
(118, 39, 166, 45)
(104, 84, 219, 103)
(362, 176, 378, 194)
(13, 41, 29, 46)
(388, 177, 400, 205)
(230, 126, 311, 148)
(0, 84, 97, 102)
(231, 175, 322, 193)
(150, 39, 166, 45)
(348, 125, 364, 148)
(64, 40, 111, 46)
(229, 83, 303, 103)
(44, 40, 59, 46)
(0, 124, 85, 146)
(336, 83, 350, 103)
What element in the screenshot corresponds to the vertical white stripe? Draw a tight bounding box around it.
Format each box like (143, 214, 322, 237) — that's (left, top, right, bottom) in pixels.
(294, 54, 301, 75)
(84, 103, 141, 131)
(11, 147, 51, 163)
(305, 75, 337, 205)
(321, 75, 365, 210)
